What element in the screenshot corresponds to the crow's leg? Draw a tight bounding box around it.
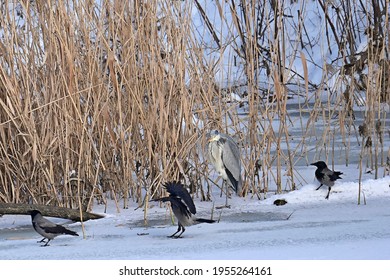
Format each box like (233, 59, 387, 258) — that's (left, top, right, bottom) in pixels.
(316, 183, 323, 191)
(175, 226, 186, 238)
(169, 224, 182, 238)
(41, 239, 51, 247)
(37, 237, 47, 243)
(325, 187, 331, 200)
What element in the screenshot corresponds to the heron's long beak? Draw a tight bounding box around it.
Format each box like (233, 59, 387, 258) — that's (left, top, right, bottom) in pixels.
(208, 135, 219, 142)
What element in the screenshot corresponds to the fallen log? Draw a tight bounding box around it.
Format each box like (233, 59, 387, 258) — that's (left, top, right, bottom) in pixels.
(0, 203, 105, 222)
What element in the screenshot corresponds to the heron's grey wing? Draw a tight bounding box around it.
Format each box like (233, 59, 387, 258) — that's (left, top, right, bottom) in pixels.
(220, 136, 241, 182)
(164, 182, 196, 215)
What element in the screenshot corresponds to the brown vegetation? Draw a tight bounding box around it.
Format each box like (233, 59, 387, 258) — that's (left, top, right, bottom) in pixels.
(0, 1, 388, 216)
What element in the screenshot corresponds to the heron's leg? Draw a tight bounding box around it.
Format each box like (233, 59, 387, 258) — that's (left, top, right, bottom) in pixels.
(215, 181, 231, 209)
(219, 183, 223, 197)
(222, 181, 231, 208)
(225, 183, 229, 206)
(316, 183, 323, 191)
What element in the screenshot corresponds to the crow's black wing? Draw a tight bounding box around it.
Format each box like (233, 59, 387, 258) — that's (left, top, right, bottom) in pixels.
(169, 196, 192, 219)
(42, 224, 78, 236)
(164, 181, 196, 215)
(315, 169, 325, 180)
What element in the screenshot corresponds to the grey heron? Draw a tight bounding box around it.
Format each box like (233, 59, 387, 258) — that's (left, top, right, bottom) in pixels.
(206, 129, 243, 200)
(152, 181, 215, 238)
(311, 161, 343, 199)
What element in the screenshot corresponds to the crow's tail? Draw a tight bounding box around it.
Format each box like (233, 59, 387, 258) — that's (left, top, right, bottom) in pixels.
(64, 229, 79, 236)
(196, 218, 216, 224)
(334, 171, 343, 179)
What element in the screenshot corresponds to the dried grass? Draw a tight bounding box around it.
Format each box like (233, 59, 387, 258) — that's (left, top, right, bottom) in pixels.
(0, 1, 388, 215)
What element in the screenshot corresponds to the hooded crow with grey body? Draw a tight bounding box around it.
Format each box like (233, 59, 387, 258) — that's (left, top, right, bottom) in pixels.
(311, 161, 343, 199)
(29, 210, 79, 246)
(152, 181, 215, 238)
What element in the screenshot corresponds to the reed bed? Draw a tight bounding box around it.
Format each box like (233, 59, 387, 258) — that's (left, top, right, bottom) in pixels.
(0, 0, 388, 216)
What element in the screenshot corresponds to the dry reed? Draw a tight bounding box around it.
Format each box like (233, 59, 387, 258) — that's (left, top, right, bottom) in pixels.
(0, 0, 388, 217)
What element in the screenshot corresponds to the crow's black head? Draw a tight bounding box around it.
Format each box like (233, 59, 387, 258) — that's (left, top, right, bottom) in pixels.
(310, 161, 328, 169)
(28, 210, 41, 218)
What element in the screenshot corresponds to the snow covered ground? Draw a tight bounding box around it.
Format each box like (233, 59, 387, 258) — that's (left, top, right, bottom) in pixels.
(1, 164, 389, 260)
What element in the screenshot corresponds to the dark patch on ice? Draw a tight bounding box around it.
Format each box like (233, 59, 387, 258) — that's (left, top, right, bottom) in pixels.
(215, 218, 371, 235)
(98, 234, 126, 239)
(126, 210, 290, 229)
(0, 225, 35, 240)
(221, 211, 290, 223)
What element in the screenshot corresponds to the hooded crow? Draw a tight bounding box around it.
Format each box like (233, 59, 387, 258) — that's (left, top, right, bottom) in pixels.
(29, 210, 79, 246)
(152, 181, 215, 238)
(311, 161, 343, 199)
